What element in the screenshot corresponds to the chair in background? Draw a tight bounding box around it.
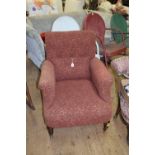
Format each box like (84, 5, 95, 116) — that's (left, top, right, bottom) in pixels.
(110, 56, 129, 143)
(82, 12, 128, 65)
(110, 55, 129, 117)
(51, 15, 80, 32)
(111, 56, 129, 78)
(105, 13, 129, 61)
(115, 77, 129, 143)
(38, 31, 113, 136)
(83, 12, 106, 60)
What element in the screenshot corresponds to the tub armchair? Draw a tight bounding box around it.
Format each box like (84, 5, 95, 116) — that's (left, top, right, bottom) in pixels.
(38, 31, 113, 136)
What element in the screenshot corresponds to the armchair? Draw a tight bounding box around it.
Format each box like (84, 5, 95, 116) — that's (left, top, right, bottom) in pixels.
(38, 31, 113, 136)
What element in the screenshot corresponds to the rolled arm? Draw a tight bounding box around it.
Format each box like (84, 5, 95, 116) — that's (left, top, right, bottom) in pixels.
(38, 60, 55, 107)
(90, 58, 113, 103)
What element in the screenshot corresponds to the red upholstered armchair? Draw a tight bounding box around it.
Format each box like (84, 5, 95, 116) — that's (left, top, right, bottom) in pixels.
(38, 31, 113, 136)
(83, 12, 128, 65)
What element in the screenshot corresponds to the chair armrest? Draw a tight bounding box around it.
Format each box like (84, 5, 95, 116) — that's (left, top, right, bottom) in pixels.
(38, 60, 56, 107)
(39, 60, 55, 89)
(90, 58, 113, 103)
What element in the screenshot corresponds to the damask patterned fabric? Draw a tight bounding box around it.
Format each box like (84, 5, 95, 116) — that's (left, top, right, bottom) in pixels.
(39, 60, 56, 109)
(110, 56, 129, 76)
(39, 31, 113, 128)
(44, 80, 112, 128)
(120, 94, 129, 124)
(90, 58, 113, 103)
(45, 31, 96, 81)
(119, 79, 129, 124)
(52, 57, 91, 81)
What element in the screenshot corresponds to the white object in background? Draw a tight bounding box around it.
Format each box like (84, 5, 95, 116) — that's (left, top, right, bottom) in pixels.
(98, 1, 112, 13)
(42, 5, 58, 14)
(52, 16, 80, 32)
(27, 3, 58, 16)
(27, 0, 59, 16)
(27, 2, 37, 16)
(26, 0, 33, 11)
(95, 41, 100, 59)
(84, 0, 89, 5)
(65, 0, 84, 12)
(53, 0, 63, 13)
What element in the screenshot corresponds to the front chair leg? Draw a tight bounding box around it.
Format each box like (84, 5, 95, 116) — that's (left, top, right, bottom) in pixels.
(127, 125, 129, 144)
(103, 121, 110, 131)
(47, 127, 54, 137)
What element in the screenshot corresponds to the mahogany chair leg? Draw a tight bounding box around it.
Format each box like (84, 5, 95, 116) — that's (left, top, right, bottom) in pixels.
(26, 83, 35, 110)
(127, 125, 129, 144)
(104, 52, 109, 67)
(103, 121, 110, 131)
(26, 99, 35, 110)
(114, 92, 121, 118)
(47, 127, 54, 137)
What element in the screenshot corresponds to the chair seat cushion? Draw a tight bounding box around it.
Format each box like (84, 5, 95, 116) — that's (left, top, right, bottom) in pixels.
(44, 80, 112, 128)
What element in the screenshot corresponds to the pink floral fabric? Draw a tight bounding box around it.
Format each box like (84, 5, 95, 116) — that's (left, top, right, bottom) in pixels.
(52, 57, 91, 81)
(44, 80, 112, 128)
(119, 79, 129, 124)
(111, 56, 129, 76)
(120, 94, 129, 124)
(90, 58, 113, 103)
(45, 31, 96, 81)
(39, 31, 113, 128)
(38, 60, 56, 109)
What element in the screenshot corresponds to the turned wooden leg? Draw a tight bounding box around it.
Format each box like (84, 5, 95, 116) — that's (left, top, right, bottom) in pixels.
(103, 121, 110, 131)
(47, 127, 54, 137)
(114, 93, 121, 118)
(127, 125, 129, 144)
(26, 83, 35, 110)
(104, 52, 109, 67)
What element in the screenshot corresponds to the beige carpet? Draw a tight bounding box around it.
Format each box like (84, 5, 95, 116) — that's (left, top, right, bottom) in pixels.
(26, 58, 129, 155)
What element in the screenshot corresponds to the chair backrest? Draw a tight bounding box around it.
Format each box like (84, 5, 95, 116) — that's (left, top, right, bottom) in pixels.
(52, 16, 80, 32)
(110, 13, 128, 45)
(45, 31, 96, 81)
(83, 12, 106, 44)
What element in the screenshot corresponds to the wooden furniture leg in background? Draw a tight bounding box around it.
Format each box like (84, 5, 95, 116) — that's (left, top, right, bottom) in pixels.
(103, 121, 110, 131)
(26, 83, 35, 110)
(114, 93, 121, 118)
